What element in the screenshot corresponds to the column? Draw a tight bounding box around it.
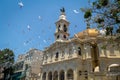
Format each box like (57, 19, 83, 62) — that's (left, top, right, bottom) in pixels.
(46, 72, 48, 80)
(40, 73, 43, 80)
(65, 71, 67, 80)
(74, 70, 78, 80)
(58, 71, 60, 80)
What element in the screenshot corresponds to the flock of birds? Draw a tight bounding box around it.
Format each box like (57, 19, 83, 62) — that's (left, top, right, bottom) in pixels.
(18, 1, 80, 13)
(17, 1, 80, 46)
(6, 1, 50, 53)
(12, 1, 105, 54)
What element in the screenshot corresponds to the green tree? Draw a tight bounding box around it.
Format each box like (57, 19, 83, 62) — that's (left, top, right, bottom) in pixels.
(0, 48, 14, 64)
(81, 0, 120, 35)
(0, 48, 15, 80)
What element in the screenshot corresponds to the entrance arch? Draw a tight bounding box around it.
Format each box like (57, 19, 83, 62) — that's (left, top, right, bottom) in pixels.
(48, 71, 52, 80)
(67, 69, 74, 80)
(59, 70, 65, 80)
(53, 71, 58, 80)
(42, 72, 46, 80)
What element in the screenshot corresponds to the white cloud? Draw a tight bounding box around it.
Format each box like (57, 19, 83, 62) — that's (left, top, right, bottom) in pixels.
(73, 10, 79, 14)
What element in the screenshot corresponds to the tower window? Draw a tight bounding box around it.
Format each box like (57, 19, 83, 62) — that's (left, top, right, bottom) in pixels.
(55, 52, 59, 58)
(58, 25, 60, 31)
(79, 71, 82, 76)
(57, 35, 59, 39)
(61, 51, 64, 57)
(64, 25, 67, 32)
(85, 76, 88, 79)
(78, 47, 81, 55)
(63, 35, 66, 39)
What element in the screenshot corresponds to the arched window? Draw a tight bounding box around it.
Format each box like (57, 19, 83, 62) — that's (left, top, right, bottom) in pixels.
(48, 72, 52, 80)
(56, 52, 59, 59)
(53, 71, 58, 80)
(58, 25, 60, 31)
(63, 35, 66, 39)
(67, 69, 73, 80)
(64, 25, 67, 32)
(60, 70, 64, 80)
(61, 51, 64, 57)
(78, 47, 81, 55)
(91, 45, 99, 71)
(57, 35, 59, 39)
(79, 71, 82, 76)
(42, 72, 46, 80)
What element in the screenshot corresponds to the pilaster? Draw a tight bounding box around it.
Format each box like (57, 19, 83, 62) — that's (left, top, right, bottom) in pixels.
(58, 72, 60, 80)
(74, 70, 78, 80)
(65, 71, 67, 80)
(46, 73, 48, 80)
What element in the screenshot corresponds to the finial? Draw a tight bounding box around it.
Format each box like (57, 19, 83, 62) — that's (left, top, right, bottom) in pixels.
(60, 7, 65, 13)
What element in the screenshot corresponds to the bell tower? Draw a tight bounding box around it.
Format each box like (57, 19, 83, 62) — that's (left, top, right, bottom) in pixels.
(55, 8, 70, 41)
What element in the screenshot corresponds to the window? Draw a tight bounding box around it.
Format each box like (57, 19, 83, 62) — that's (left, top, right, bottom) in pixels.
(55, 52, 59, 58)
(25, 64, 28, 70)
(84, 71, 87, 75)
(64, 25, 67, 32)
(79, 71, 82, 76)
(58, 25, 60, 31)
(85, 76, 88, 79)
(69, 48, 72, 55)
(78, 47, 81, 55)
(57, 35, 59, 39)
(61, 51, 64, 57)
(63, 35, 66, 39)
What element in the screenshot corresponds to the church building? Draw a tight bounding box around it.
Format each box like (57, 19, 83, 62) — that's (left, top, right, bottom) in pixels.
(41, 8, 120, 80)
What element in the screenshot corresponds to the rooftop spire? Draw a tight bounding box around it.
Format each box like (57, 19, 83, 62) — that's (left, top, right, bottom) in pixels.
(59, 7, 66, 20)
(60, 7, 65, 13)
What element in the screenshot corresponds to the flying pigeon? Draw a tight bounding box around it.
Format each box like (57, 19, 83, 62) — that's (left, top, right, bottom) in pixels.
(18, 2, 24, 8)
(27, 25, 31, 31)
(73, 10, 79, 14)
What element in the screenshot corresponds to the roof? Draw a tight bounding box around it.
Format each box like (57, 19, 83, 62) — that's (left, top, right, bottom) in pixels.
(43, 37, 83, 53)
(75, 28, 99, 39)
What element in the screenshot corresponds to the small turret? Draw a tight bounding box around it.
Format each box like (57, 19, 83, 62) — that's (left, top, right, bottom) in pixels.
(55, 8, 70, 41)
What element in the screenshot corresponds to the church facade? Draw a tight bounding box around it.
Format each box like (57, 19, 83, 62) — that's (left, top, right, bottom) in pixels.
(40, 9, 120, 80)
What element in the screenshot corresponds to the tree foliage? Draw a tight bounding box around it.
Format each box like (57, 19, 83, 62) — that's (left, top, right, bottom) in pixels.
(81, 0, 120, 35)
(0, 48, 14, 64)
(0, 48, 15, 80)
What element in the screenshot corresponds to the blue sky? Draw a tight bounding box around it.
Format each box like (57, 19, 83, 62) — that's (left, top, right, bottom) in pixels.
(0, 0, 89, 59)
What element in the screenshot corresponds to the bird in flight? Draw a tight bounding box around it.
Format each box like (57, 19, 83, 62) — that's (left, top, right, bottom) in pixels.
(18, 1, 24, 8)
